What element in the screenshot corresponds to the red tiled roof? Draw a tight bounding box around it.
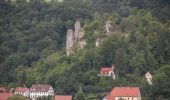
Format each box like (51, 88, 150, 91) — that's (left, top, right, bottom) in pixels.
(0, 87, 7, 93)
(55, 95, 72, 100)
(14, 87, 29, 92)
(0, 93, 13, 100)
(107, 87, 140, 100)
(98, 67, 113, 76)
(101, 68, 113, 72)
(30, 84, 52, 92)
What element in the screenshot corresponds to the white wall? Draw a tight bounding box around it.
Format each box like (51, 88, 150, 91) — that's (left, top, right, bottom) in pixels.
(115, 97, 138, 100)
(29, 87, 54, 99)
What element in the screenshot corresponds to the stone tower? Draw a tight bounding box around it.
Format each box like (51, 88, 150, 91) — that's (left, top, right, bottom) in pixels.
(66, 29, 75, 56)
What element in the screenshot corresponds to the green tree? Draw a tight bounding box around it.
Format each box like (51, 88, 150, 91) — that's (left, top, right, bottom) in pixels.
(115, 48, 127, 77)
(74, 86, 86, 100)
(37, 96, 53, 100)
(152, 65, 170, 99)
(8, 95, 27, 100)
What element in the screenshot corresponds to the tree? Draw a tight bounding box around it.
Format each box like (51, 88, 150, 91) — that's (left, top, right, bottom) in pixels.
(115, 48, 127, 77)
(143, 38, 158, 70)
(152, 65, 170, 99)
(37, 96, 53, 100)
(74, 86, 86, 100)
(8, 95, 28, 100)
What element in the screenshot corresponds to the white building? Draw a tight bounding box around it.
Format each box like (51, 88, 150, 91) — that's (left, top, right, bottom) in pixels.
(29, 84, 54, 99)
(14, 87, 30, 97)
(145, 72, 153, 85)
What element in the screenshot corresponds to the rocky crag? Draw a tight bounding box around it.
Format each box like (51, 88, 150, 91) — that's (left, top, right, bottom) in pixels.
(105, 21, 114, 36)
(66, 21, 86, 55)
(95, 20, 115, 47)
(66, 20, 116, 53)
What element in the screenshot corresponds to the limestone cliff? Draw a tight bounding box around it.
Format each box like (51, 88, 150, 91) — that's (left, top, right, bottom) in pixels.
(95, 20, 115, 47)
(66, 21, 86, 55)
(74, 21, 84, 44)
(66, 29, 75, 55)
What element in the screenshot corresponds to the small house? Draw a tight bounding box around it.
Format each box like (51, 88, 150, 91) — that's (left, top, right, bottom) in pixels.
(105, 87, 141, 100)
(29, 84, 54, 99)
(14, 87, 29, 97)
(98, 64, 115, 79)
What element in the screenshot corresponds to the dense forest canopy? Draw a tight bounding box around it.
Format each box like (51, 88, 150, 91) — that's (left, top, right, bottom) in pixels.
(0, 0, 170, 100)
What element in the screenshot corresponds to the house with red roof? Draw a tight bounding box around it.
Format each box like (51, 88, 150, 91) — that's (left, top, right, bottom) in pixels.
(98, 64, 115, 79)
(14, 87, 30, 97)
(29, 84, 54, 99)
(0, 87, 7, 93)
(104, 87, 141, 100)
(0, 93, 13, 100)
(54, 95, 72, 100)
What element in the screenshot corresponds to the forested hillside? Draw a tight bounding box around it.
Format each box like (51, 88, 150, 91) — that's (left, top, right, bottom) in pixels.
(0, 0, 170, 100)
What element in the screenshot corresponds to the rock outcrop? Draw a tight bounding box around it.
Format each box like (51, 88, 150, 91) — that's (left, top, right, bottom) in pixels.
(74, 21, 86, 49)
(95, 38, 103, 47)
(66, 20, 116, 50)
(66, 29, 75, 56)
(74, 21, 81, 44)
(105, 21, 114, 35)
(95, 20, 115, 47)
(66, 21, 86, 55)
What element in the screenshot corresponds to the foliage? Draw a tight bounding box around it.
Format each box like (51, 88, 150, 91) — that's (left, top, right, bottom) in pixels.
(0, 0, 170, 99)
(37, 96, 53, 100)
(8, 95, 28, 100)
(74, 86, 86, 100)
